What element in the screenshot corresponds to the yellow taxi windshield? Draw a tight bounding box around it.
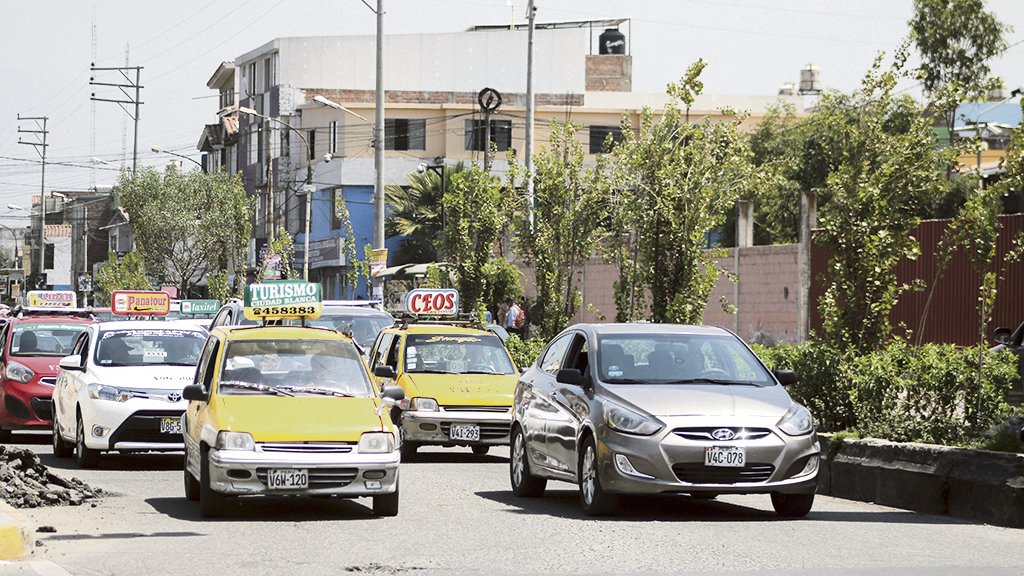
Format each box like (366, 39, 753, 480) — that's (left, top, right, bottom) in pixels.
(220, 339, 373, 397)
(404, 334, 515, 375)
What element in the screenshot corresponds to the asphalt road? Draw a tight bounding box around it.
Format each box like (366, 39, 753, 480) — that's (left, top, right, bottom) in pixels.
(4, 432, 1024, 576)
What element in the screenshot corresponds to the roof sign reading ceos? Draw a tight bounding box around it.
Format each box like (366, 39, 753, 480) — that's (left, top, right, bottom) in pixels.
(405, 289, 459, 316)
(243, 280, 323, 320)
(27, 290, 77, 308)
(111, 290, 172, 316)
(179, 299, 220, 315)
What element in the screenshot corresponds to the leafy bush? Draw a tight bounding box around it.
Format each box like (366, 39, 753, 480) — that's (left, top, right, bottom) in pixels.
(751, 342, 855, 432)
(848, 343, 1015, 445)
(505, 334, 547, 370)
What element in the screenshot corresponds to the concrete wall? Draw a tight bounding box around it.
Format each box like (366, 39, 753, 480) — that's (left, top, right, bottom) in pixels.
(704, 244, 798, 344)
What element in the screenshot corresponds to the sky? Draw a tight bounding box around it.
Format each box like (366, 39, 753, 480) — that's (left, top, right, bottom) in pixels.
(1, 0, 1023, 230)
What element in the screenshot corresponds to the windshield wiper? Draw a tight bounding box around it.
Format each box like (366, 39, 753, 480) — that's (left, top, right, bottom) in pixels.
(462, 370, 507, 375)
(603, 378, 645, 384)
(276, 386, 354, 398)
(218, 381, 295, 396)
(162, 362, 198, 367)
(663, 378, 760, 386)
(410, 369, 452, 374)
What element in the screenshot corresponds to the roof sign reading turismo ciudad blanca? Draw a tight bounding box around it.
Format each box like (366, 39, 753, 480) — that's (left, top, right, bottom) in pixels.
(243, 280, 323, 321)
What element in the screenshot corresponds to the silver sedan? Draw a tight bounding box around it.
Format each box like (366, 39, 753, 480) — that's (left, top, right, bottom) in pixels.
(510, 323, 820, 517)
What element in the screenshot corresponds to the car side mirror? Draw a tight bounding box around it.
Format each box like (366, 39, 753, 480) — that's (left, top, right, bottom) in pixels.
(374, 365, 397, 379)
(773, 370, 798, 386)
(182, 384, 207, 402)
(993, 327, 1012, 346)
(556, 368, 584, 386)
(381, 385, 405, 401)
(58, 355, 84, 372)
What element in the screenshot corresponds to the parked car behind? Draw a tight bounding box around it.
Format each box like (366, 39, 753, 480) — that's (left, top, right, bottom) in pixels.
(510, 323, 819, 517)
(991, 323, 1024, 399)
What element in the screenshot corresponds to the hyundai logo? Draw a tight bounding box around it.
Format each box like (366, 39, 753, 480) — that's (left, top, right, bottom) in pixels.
(167, 392, 182, 403)
(711, 428, 735, 441)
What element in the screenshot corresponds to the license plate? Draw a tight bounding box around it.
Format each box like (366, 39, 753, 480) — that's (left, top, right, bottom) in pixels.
(159, 417, 182, 434)
(449, 424, 481, 442)
(266, 469, 309, 490)
(704, 446, 745, 467)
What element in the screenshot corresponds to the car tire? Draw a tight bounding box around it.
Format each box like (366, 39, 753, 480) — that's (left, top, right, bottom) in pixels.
(52, 413, 73, 459)
(183, 451, 200, 502)
(75, 414, 100, 469)
(509, 426, 546, 497)
(400, 440, 418, 462)
(771, 492, 814, 518)
(471, 445, 490, 456)
(373, 484, 399, 517)
(578, 436, 618, 516)
(199, 447, 227, 518)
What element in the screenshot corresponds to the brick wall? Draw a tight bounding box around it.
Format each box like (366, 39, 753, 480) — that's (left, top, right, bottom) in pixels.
(305, 89, 583, 107)
(585, 55, 632, 92)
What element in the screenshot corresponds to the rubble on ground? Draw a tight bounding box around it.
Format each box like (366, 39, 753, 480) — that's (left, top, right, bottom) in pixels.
(0, 446, 101, 508)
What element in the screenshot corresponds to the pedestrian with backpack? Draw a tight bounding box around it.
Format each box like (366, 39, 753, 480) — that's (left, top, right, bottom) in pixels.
(505, 298, 525, 337)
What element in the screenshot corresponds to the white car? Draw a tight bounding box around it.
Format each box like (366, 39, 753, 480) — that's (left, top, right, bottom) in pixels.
(51, 320, 208, 468)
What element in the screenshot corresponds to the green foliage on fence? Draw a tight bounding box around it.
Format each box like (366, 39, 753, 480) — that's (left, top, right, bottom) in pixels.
(504, 334, 547, 371)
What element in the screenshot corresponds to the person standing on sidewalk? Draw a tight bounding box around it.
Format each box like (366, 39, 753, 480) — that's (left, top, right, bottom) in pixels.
(505, 298, 525, 337)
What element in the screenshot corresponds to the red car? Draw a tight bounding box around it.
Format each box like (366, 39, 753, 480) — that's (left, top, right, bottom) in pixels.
(0, 309, 94, 441)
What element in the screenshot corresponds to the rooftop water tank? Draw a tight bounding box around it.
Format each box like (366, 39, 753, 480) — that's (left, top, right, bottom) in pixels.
(799, 64, 821, 94)
(779, 82, 796, 96)
(599, 28, 626, 55)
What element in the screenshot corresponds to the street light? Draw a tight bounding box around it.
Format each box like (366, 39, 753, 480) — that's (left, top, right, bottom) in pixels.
(237, 106, 315, 280)
(312, 95, 370, 122)
(151, 146, 203, 170)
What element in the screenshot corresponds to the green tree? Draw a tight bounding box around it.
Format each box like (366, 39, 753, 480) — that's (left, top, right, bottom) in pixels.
(611, 60, 761, 324)
(115, 168, 252, 297)
(910, 0, 1010, 129)
(481, 257, 524, 318)
(510, 121, 611, 338)
(816, 48, 954, 352)
(386, 162, 466, 265)
(442, 164, 504, 313)
(256, 231, 298, 281)
(94, 250, 152, 306)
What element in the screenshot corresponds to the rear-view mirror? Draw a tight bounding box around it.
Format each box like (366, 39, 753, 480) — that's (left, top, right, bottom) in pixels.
(993, 327, 1012, 346)
(58, 355, 84, 372)
(773, 370, 798, 386)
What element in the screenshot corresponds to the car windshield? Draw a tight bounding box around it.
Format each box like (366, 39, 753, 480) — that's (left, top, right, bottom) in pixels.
(597, 333, 773, 386)
(95, 328, 206, 367)
(306, 313, 393, 348)
(404, 333, 516, 375)
(11, 323, 89, 357)
(219, 339, 373, 397)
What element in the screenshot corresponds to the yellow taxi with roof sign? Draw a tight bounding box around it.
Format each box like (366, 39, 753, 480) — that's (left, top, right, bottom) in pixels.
(181, 280, 406, 517)
(368, 289, 519, 460)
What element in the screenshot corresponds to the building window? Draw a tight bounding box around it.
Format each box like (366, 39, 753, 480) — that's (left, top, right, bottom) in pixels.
(44, 243, 54, 270)
(247, 62, 257, 96)
(280, 129, 290, 158)
(465, 119, 511, 152)
(331, 189, 343, 230)
(329, 121, 338, 155)
(589, 125, 625, 154)
(385, 119, 426, 151)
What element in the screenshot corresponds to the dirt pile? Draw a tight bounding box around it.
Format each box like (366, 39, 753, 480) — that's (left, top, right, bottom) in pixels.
(0, 446, 101, 508)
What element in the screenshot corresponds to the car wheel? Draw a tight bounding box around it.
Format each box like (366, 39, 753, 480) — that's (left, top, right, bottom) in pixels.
(509, 426, 546, 497)
(400, 440, 418, 462)
(75, 414, 100, 469)
(52, 413, 73, 458)
(578, 436, 618, 516)
(771, 492, 814, 518)
(372, 484, 399, 517)
(471, 445, 490, 456)
(199, 447, 227, 518)
(183, 449, 200, 502)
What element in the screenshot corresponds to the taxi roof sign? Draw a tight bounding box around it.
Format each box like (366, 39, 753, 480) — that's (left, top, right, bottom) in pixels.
(405, 288, 459, 316)
(27, 290, 77, 308)
(178, 299, 220, 315)
(243, 280, 323, 321)
(111, 290, 172, 316)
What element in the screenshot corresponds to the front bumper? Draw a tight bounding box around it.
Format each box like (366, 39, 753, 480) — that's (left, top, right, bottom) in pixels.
(401, 407, 511, 446)
(208, 448, 400, 497)
(79, 394, 187, 451)
(595, 416, 820, 496)
(0, 378, 56, 430)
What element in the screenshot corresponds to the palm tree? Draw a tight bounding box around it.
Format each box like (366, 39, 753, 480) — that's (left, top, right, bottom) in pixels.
(386, 162, 465, 266)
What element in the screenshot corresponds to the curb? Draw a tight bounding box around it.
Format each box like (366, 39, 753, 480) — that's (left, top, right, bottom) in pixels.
(818, 434, 1024, 528)
(0, 503, 32, 560)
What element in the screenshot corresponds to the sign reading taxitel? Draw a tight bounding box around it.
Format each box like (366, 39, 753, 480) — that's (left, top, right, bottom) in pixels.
(111, 291, 171, 316)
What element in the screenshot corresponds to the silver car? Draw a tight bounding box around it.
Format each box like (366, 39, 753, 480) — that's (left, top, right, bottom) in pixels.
(510, 324, 820, 517)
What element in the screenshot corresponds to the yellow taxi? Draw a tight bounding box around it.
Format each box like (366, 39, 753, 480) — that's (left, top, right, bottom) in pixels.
(181, 281, 406, 517)
(369, 289, 519, 459)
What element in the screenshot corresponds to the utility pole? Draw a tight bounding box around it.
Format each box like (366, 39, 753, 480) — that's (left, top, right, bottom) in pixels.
(372, 0, 386, 299)
(524, 0, 536, 229)
(266, 123, 275, 243)
(90, 64, 143, 173)
(16, 115, 48, 285)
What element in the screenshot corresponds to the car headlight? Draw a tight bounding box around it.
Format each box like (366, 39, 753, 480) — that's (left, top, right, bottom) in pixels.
(6, 361, 34, 384)
(87, 383, 133, 402)
(216, 431, 256, 451)
(358, 432, 395, 454)
(411, 397, 438, 411)
(604, 403, 662, 436)
(777, 403, 814, 436)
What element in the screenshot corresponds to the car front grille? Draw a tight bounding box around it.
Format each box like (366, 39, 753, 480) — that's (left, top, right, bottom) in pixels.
(672, 427, 773, 441)
(255, 467, 358, 489)
(258, 443, 353, 454)
(108, 410, 184, 445)
(440, 421, 510, 440)
(4, 396, 30, 420)
(29, 397, 52, 420)
(672, 463, 775, 484)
